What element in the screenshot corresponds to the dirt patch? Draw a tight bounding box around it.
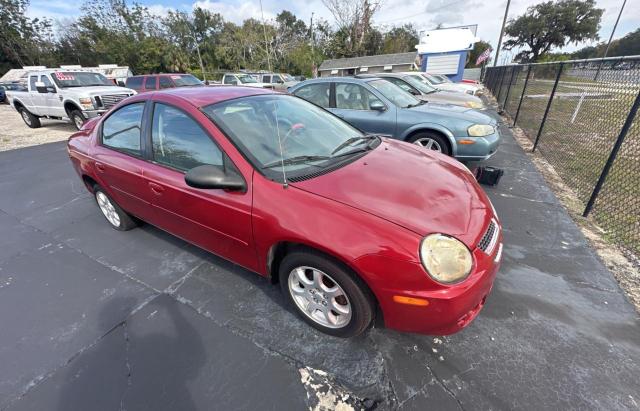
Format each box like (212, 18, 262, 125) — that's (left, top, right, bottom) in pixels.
(490, 96, 640, 312)
(0, 104, 75, 151)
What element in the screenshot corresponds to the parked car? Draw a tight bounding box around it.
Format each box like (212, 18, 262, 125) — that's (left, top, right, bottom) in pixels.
(0, 82, 28, 104)
(249, 72, 299, 91)
(125, 73, 204, 92)
(67, 86, 502, 337)
(289, 77, 500, 161)
(6, 70, 136, 130)
(416, 72, 481, 95)
(221, 73, 273, 88)
(357, 73, 485, 109)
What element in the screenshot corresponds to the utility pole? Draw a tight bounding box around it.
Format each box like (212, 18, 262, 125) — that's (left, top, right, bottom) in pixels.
(494, 0, 511, 66)
(259, 0, 272, 72)
(602, 0, 626, 59)
(310, 12, 316, 78)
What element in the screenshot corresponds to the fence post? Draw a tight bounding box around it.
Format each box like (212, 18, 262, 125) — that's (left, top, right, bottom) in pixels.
(513, 65, 532, 127)
(502, 67, 517, 112)
(532, 62, 564, 152)
(583, 88, 640, 217)
(496, 66, 507, 103)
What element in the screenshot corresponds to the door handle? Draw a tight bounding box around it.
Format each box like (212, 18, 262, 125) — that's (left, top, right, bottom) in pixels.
(95, 162, 106, 172)
(148, 182, 164, 195)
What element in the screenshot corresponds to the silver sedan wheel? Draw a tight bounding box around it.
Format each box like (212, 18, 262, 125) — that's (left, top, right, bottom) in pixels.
(96, 191, 121, 228)
(287, 266, 352, 329)
(413, 137, 443, 152)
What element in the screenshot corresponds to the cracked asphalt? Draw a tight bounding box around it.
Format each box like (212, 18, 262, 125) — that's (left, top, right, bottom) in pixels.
(0, 111, 639, 410)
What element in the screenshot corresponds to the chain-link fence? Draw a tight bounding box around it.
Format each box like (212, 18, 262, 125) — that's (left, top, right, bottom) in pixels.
(484, 56, 640, 261)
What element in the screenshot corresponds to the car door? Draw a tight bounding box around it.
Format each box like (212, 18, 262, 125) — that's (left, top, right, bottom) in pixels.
(40, 75, 64, 117)
(331, 82, 396, 137)
(28, 75, 45, 115)
(140, 101, 257, 271)
(92, 101, 156, 221)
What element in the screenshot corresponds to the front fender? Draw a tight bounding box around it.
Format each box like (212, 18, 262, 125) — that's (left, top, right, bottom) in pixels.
(399, 123, 457, 157)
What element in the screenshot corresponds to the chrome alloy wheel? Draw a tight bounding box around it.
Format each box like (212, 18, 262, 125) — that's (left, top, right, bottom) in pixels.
(413, 137, 443, 152)
(287, 266, 352, 329)
(96, 191, 121, 227)
(21, 110, 31, 125)
(73, 114, 84, 130)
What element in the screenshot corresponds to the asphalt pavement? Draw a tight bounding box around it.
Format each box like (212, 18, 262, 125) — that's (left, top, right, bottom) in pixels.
(0, 115, 639, 410)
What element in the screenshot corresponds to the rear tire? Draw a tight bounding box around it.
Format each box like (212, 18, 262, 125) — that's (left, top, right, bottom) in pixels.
(409, 131, 450, 156)
(18, 107, 41, 128)
(70, 110, 86, 130)
(279, 250, 374, 338)
(93, 186, 137, 231)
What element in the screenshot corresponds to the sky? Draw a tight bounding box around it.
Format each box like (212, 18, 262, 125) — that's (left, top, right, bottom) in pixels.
(28, 0, 638, 63)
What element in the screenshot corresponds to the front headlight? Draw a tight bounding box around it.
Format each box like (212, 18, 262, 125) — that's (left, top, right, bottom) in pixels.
(79, 97, 93, 110)
(420, 234, 473, 284)
(467, 124, 495, 137)
(465, 101, 484, 109)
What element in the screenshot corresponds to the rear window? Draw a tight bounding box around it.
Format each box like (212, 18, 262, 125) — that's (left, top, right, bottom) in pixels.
(126, 77, 143, 90)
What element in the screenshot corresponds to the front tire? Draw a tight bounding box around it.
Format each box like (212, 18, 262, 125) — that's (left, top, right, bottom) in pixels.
(409, 131, 450, 155)
(94, 186, 137, 231)
(18, 107, 41, 128)
(70, 110, 86, 130)
(279, 250, 374, 337)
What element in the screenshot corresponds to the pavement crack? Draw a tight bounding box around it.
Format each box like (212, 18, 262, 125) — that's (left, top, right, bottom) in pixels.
(420, 362, 466, 411)
(119, 320, 133, 411)
(164, 261, 205, 295)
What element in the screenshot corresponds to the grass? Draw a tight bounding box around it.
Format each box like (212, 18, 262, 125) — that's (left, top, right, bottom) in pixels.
(505, 77, 640, 257)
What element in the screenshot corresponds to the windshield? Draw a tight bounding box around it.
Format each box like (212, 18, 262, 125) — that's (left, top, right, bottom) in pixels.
(203, 95, 370, 176)
(436, 74, 452, 83)
(282, 74, 295, 82)
(51, 72, 114, 88)
(403, 75, 437, 94)
(368, 79, 421, 108)
(424, 73, 445, 84)
(172, 74, 203, 87)
(238, 74, 258, 84)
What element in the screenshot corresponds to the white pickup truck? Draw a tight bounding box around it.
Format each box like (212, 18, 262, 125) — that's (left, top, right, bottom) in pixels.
(7, 70, 136, 130)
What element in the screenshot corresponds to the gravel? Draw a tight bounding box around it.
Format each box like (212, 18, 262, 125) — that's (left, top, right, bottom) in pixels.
(0, 104, 75, 152)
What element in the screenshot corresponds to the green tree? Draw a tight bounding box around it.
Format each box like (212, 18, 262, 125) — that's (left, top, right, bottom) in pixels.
(381, 24, 419, 54)
(503, 0, 603, 62)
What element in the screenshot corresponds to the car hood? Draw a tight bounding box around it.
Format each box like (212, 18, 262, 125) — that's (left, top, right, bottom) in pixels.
(407, 102, 494, 124)
(66, 86, 136, 96)
(290, 138, 490, 246)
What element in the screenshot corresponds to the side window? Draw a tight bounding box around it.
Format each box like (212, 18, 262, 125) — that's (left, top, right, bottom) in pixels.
(126, 77, 143, 91)
(263, 75, 271, 83)
(223, 76, 236, 85)
(335, 83, 383, 110)
(273, 75, 283, 84)
(144, 76, 158, 90)
(151, 103, 223, 171)
(29, 76, 38, 91)
(40, 76, 54, 88)
(159, 77, 173, 89)
(102, 103, 144, 156)
(293, 83, 330, 108)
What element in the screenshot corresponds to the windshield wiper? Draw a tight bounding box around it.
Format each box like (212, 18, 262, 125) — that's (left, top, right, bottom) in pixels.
(330, 135, 378, 155)
(262, 155, 331, 169)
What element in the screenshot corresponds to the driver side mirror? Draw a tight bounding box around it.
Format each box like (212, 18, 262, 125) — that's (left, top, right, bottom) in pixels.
(35, 82, 55, 93)
(370, 100, 386, 111)
(408, 88, 420, 96)
(185, 165, 245, 191)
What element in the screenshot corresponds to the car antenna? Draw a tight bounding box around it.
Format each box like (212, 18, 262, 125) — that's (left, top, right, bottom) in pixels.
(273, 99, 288, 189)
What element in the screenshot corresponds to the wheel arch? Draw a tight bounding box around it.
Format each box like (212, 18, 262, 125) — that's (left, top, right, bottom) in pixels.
(267, 241, 382, 322)
(81, 174, 98, 193)
(401, 124, 457, 156)
(64, 101, 83, 117)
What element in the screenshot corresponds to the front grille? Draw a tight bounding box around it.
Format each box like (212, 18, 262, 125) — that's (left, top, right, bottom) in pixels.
(478, 219, 499, 254)
(99, 93, 130, 109)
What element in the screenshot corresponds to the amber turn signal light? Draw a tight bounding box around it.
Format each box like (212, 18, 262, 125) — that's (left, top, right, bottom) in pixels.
(393, 295, 430, 306)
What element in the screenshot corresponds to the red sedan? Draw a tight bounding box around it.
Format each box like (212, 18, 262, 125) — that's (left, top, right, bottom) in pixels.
(67, 87, 502, 337)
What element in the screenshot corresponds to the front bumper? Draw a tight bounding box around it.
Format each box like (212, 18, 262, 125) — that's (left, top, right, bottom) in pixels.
(82, 109, 108, 118)
(454, 128, 501, 161)
(369, 235, 502, 335)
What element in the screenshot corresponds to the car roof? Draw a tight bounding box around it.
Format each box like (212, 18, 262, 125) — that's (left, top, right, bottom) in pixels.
(154, 86, 277, 108)
(130, 73, 190, 78)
